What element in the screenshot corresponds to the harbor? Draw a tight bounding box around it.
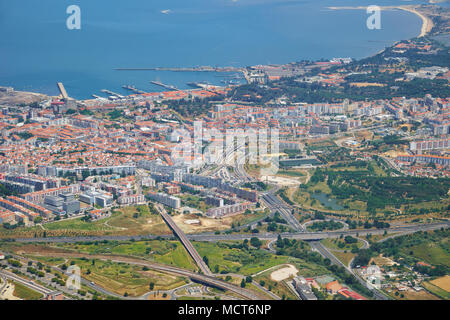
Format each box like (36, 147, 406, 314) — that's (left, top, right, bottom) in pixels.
(122, 85, 147, 94)
(87, 80, 229, 103)
(149, 81, 180, 91)
(114, 66, 244, 73)
(100, 89, 125, 100)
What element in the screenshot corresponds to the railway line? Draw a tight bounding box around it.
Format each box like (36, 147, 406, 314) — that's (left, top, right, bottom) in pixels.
(0, 270, 53, 296)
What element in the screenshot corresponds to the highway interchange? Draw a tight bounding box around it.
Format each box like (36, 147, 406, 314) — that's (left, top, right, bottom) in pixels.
(1, 146, 448, 301)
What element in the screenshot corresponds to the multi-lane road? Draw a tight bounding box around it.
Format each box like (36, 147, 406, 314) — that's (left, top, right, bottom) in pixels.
(308, 241, 389, 300)
(0, 253, 264, 301)
(260, 192, 305, 231)
(158, 204, 212, 276)
(0, 272, 7, 293)
(259, 186, 388, 299)
(250, 176, 434, 301)
(2, 152, 448, 300)
(10, 221, 449, 244)
(262, 189, 390, 300)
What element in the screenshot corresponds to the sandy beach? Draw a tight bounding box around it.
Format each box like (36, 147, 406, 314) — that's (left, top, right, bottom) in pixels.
(400, 6, 434, 37)
(328, 5, 434, 38)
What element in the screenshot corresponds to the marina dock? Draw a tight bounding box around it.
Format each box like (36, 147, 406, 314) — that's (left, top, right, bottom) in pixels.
(115, 66, 244, 73)
(100, 89, 125, 99)
(122, 85, 147, 94)
(150, 81, 179, 91)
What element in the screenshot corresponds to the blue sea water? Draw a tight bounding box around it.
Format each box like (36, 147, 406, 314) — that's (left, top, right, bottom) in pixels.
(0, 0, 432, 99)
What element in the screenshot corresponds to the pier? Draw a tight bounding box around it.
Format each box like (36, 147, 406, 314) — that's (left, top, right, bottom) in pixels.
(150, 81, 179, 91)
(92, 94, 107, 100)
(115, 66, 244, 73)
(57, 82, 69, 100)
(100, 89, 125, 99)
(187, 82, 209, 89)
(122, 85, 147, 94)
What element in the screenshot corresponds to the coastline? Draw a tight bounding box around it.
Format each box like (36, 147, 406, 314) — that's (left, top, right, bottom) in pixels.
(395, 6, 433, 38)
(1, 6, 437, 101)
(327, 5, 434, 38)
(0, 90, 49, 106)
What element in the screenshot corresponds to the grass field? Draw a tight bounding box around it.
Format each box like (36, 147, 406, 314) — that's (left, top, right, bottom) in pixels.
(366, 160, 388, 177)
(332, 251, 356, 267)
(308, 181, 332, 194)
(193, 241, 329, 277)
(253, 274, 298, 300)
(55, 240, 197, 271)
(91, 205, 170, 235)
(179, 195, 213, 212)
(278, 170, 306, 178)
(0, 204, 270, 239)
(70, 258, 187, 297)
(232, 210, 270, 227)
(374, 229, 450, 273)
(321, 238, 364, 251)
(422, 280, 450, 300)
(399, 242, 450, 267)
(328, 167, 360, 172)
(0, 242, 191, 297)
(177, 296, 215, 300)
(0, 240, 197, 272)
(0, 225, 44, 239)
(45, 217, 114, 232)
(193, 241, 292, 275)
(217, 274, 276, 299)
(0, 205, 172, 239)
(24, 255, 66, 266)
(147, 292, 171, 300)
(11, 281, 43, 300)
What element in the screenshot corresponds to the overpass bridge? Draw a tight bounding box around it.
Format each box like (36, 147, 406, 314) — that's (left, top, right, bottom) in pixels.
(157, 205, 212, 276)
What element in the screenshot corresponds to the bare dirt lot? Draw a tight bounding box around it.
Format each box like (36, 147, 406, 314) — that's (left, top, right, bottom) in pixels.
(270, 265, 299, 282)
(371, 255, 399, 267)
(396, 289, 440, 300)
(0, 91, 48, 106)
(172, 214, 233, 234)
(261, 175, 301, 187)
(430, 275, 450, 292)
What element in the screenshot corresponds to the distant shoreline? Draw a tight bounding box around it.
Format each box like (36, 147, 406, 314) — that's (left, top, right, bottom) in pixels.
(1, 5, 437, 101)
(327, 5, 434, 38)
